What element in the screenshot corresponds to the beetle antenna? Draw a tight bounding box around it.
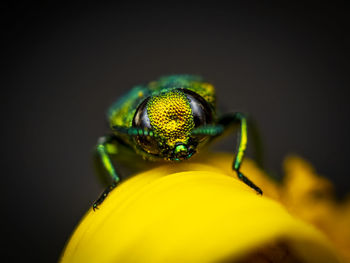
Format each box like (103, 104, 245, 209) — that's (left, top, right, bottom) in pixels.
(112, 126, 157, 137)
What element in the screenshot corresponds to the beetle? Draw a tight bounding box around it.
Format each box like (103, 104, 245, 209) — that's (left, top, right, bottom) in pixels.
(93, 75, 262, 210)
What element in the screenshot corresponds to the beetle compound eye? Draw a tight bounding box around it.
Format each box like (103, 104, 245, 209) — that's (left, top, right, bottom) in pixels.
(132, 98, 161, 155)
(182, 89, 213, 127)
(135, 135, 161, 155)
(133, 98, 151, 129)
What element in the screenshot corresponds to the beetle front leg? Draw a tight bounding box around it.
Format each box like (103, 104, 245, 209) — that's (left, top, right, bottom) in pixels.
(219, 113, 263, 195)
(93, 135, 121, 210)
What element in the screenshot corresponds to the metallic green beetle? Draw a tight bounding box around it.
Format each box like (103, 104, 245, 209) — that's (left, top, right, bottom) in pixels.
(93, 75, 262, 210)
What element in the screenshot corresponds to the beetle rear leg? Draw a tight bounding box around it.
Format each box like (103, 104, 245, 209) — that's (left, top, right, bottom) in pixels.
(93, 135, 121, 211)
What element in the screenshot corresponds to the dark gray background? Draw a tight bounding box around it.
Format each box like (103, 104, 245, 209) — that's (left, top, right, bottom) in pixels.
(2, 2, 349, 262)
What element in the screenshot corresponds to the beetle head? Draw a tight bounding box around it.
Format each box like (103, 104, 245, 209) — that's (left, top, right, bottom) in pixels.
(132, 89, 212, 161)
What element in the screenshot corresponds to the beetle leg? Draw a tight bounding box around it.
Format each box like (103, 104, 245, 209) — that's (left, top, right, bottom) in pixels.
(93, 135, 121, 210)
(218, 113, 263, 195)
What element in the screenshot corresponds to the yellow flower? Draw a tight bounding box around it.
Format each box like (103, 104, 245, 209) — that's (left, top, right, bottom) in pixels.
(60, 153, 349, 263)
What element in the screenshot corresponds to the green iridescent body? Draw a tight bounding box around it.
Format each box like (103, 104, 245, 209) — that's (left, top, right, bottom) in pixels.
(93, 75, 262, 210)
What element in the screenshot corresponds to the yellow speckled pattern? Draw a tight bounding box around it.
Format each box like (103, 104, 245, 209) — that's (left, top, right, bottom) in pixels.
(147, 90, 194, 147)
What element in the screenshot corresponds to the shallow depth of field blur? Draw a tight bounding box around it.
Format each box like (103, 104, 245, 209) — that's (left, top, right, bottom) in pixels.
(3, 2, 349, 262)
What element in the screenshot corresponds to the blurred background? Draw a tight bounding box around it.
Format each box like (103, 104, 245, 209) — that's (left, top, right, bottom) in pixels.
(2, 2, 349, 262)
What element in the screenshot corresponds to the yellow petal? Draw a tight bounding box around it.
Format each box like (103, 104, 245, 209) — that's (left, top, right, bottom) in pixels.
(281, 156, 350, 262)
(60, 154, 339, 263)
